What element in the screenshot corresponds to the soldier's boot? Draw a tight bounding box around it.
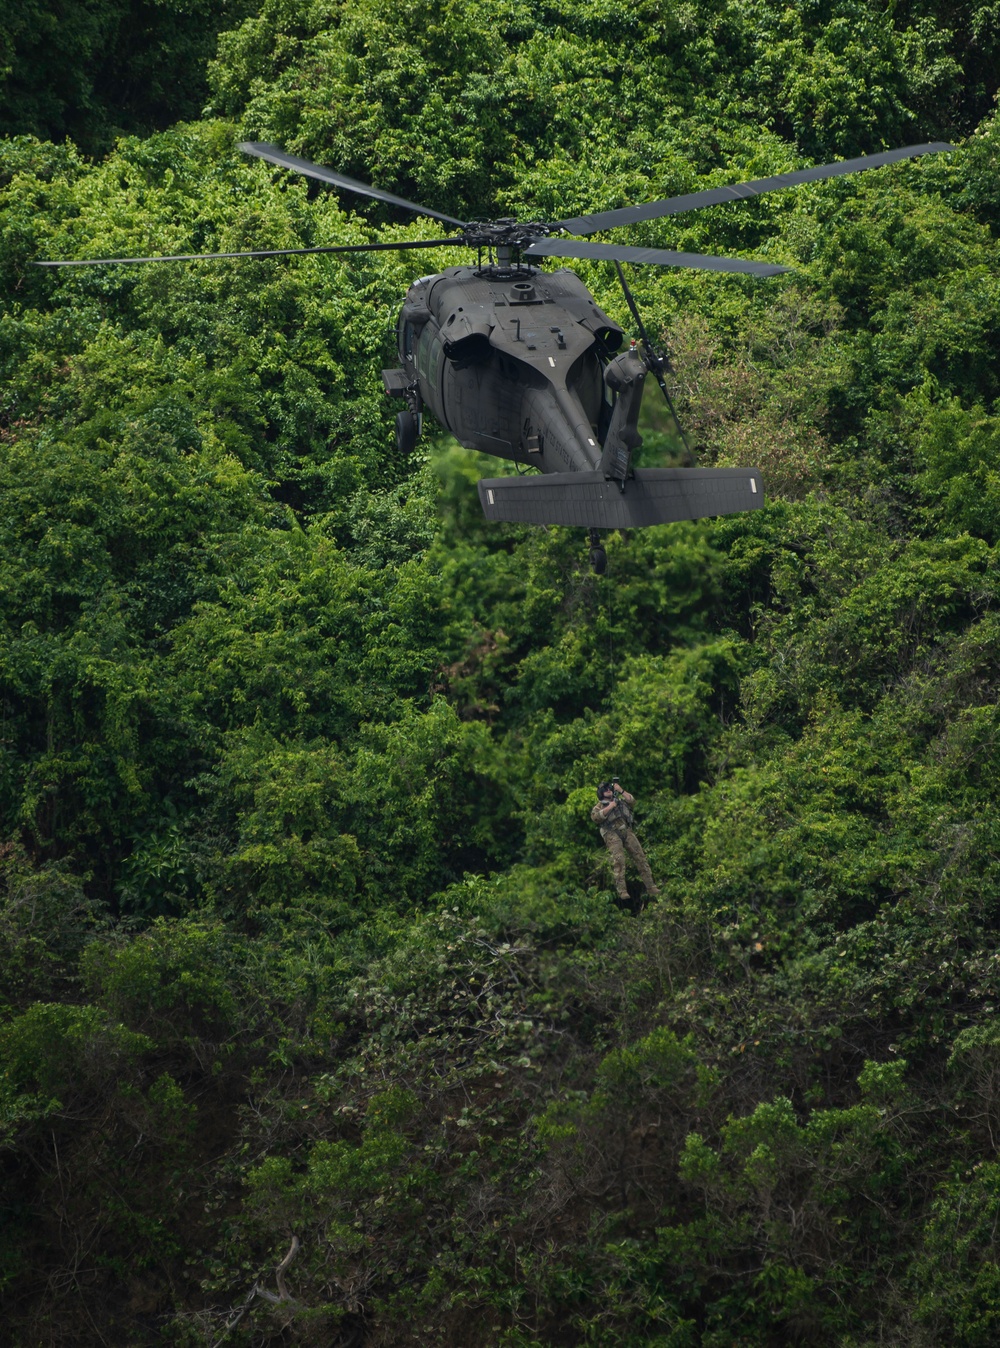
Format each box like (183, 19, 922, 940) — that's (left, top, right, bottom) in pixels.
(605, 833, 630, 900)
(625, 831, 659, 897)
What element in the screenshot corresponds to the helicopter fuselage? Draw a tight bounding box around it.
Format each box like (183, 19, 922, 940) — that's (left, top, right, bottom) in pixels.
(382, 260, 763, 560)
(385, 264, 635, 475)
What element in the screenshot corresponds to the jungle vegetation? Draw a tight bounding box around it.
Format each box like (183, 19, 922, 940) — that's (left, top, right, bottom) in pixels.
(3, 1, 1000, 1343)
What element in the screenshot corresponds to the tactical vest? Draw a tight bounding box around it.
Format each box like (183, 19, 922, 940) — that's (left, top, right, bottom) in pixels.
(599, 794, 634, 835)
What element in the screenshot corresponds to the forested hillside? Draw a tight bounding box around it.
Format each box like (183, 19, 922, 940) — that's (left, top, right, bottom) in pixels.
(3, 2, 1000, 1343)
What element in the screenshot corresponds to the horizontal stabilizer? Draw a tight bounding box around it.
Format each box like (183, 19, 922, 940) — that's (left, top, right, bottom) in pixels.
(477, 468, 764, 530)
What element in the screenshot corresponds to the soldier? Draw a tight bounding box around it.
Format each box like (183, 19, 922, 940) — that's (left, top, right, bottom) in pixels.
(591, 778, 660, 901)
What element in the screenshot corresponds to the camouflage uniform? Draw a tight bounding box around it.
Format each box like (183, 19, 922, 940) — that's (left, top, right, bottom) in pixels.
(591, 791, 659, 900)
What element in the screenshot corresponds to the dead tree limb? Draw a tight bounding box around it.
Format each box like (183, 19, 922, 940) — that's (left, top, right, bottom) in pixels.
(210, 1236, 301, 1347)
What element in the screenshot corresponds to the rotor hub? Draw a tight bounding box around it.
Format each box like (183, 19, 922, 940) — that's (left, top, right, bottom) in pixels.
(459, 221, 553, 251)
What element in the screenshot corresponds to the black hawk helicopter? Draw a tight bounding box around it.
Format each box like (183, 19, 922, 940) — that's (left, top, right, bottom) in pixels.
(39, 139, 952, 571)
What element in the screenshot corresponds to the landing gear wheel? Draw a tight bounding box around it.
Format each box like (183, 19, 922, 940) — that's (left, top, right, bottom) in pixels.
(395, 409, 418, 455)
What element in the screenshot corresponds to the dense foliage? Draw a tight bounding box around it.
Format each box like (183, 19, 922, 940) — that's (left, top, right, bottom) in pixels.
(3, 0, 1000, 1343)
(0, 0, 255, 151)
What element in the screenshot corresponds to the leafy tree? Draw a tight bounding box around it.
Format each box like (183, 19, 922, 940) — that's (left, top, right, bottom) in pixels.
(0, 0, 256, 151)
(3, 2, 1000, 1342)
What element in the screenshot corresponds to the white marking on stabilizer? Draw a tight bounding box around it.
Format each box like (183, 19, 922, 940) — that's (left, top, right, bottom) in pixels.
(548, 356, 556, 367)
(487, 489, 495, 505)
(750, 478, 757, 493)
(588, 438, 595, 446)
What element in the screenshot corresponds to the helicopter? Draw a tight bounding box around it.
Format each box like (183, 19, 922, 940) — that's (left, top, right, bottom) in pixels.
(38, 139, 952, 572)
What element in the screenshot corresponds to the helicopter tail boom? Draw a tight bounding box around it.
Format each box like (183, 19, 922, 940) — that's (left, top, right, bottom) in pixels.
(477, 467, 763, 530)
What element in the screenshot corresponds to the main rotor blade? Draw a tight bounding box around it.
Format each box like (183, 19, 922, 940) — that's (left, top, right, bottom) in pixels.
(555, 142, 954, 235)
(526, 238, 791, 276)
(240, 141, 468, 228)
(34, 238, 460, 267)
